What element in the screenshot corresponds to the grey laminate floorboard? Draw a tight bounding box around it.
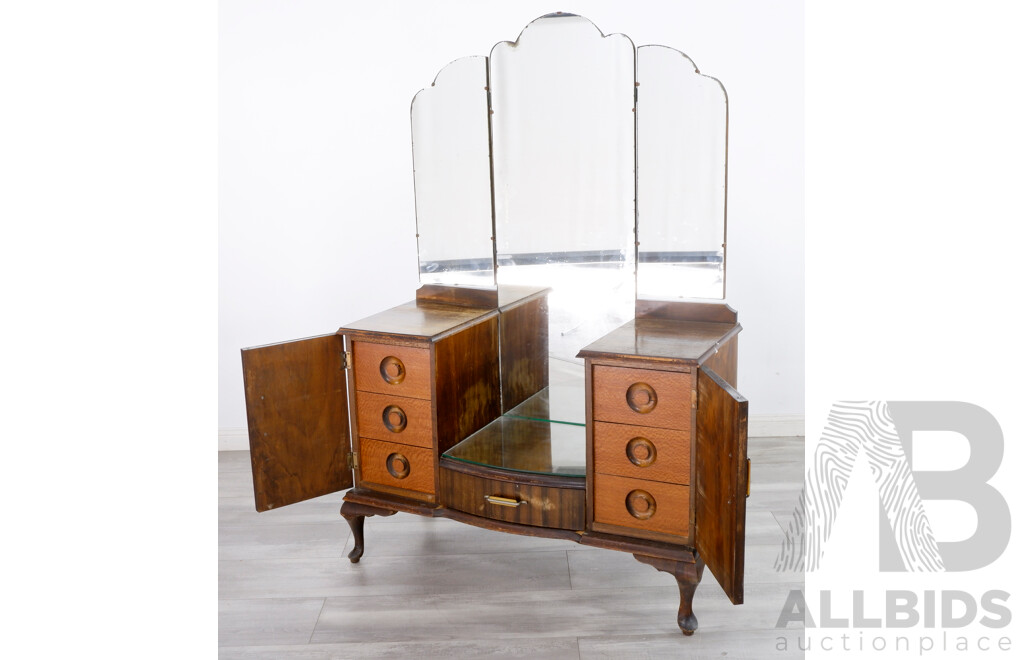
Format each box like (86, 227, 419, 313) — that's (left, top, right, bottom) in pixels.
(219, 436, 805, 658)
(219, 638, 582, 659)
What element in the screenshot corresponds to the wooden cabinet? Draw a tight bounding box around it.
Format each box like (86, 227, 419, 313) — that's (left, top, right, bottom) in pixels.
(241, 296, 749, 633)
(580, 306, 749, 606)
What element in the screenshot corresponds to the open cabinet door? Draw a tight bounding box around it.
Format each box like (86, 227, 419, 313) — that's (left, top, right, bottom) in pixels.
(695, 366, 749, 604)
(242, 334, 352, 512)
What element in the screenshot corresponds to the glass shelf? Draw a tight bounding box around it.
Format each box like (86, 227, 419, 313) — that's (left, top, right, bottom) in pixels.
(505, 357, 585, 427)
(443, 412, 586, 477)
(443, 358, 587, 477)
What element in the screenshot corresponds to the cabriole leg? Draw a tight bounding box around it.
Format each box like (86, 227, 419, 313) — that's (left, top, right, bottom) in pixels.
(340, 501, 395, 563)
(634, 554, 706, 635)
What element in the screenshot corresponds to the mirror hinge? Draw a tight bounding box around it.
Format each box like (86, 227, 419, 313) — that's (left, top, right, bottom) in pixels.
(342, 351, 353, 370)
(347, 451, 359, 470)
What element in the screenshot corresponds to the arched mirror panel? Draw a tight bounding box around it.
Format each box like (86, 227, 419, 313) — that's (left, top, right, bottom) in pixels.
(490, 14, 637, 362)
(411, 56, 495, 289)
(636, 45, 728, 301)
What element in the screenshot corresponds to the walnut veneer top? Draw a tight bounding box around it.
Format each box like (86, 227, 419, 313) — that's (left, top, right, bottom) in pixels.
(577, 317, 741, 365)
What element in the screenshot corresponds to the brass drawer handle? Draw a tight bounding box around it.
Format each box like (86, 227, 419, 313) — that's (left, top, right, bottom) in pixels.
(379, 356, 406, 385)
(626, 382, 658, 414)
(381, 404, 407, 433)
(484, 494, 526, 508)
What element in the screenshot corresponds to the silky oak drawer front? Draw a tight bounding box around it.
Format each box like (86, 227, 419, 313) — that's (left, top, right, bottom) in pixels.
(355, 391, 433, 449)
(359, 437, 435, 495)
(440, 468, 585, 531)
(593, 473, 690, 538)
(352, 341, 431, 400)
(593, 421, 691, 485)
(592, 365, 692, 430)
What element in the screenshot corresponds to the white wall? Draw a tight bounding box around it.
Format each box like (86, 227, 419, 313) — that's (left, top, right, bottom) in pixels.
(219, 0, 804, 439)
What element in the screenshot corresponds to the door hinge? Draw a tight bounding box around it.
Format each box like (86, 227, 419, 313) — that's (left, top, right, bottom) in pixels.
(746, 459, 751, 498)
(691, 388, 698, 409)
(347, 451, 359, 470)
(342, 351, 353, 370)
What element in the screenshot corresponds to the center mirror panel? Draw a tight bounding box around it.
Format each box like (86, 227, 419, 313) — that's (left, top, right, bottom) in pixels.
(490, 14, 637, 366)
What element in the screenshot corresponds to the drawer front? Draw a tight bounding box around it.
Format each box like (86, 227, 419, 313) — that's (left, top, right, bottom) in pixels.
(353, 341, 431, 400)
(359, 437, 435, 495)
(593, 473, 690, 538)
(592, 365, 692, 430)
(440, 467, 585, 531)
(593, 421, 690, 485)
(356, 391, 433, 449)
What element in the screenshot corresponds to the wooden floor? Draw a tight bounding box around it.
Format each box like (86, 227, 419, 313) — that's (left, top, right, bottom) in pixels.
(219, 436, 804, 658)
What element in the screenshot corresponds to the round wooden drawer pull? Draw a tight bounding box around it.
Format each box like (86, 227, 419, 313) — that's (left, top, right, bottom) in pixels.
(381, 405, 407, 433)
(379, 356, 406, 385)
(385, 452, 410, 479)
(626, 437, 657, 468)
(625, 489, 657, 520)
(626, 382, 657, 413)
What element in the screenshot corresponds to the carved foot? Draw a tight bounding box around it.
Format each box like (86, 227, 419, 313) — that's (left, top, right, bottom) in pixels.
(634, 554, 706, 635)
(342, 512, 365, 562)
(340, 501, 396, 563)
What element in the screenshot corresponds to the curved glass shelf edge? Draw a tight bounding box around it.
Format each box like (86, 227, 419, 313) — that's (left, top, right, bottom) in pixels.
(442, 414, 587, 478)
(503, 414, 585, 428)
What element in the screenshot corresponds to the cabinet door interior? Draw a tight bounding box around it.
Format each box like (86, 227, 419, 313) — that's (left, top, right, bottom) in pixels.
(695, 366, 748, 604)
(242, 334, 352, 512)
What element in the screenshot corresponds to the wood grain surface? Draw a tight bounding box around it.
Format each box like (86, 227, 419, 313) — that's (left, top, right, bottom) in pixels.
(701, 335, 738, 388)
(695, 366, 748, 605)
(242, 334, 351, 512)
(593, 421, 691, 485)
(432, 315, 502, 453)
(635, 299, 738, 324)
(441, 465, 585, 530)
(578, 318, 739, 364)
(341, 299, 497, 342)
(593, 473, 690, 540)
(592, 365, 693, 430)
(499, 294, 549, 413)
(355, 391, 434, 449)
(358, 437, 435, 496)
(352, 341, 431, 400)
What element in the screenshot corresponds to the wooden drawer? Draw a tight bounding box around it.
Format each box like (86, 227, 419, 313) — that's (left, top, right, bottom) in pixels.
(358, 437, 435, 495)
(593, 473, 690, 539)
(355, 391, 433, 449)
(593, 421, 690, 485)
(592, 365, 692, 430)
(353, 341, 431, 400)
(440, 467, 585, 531)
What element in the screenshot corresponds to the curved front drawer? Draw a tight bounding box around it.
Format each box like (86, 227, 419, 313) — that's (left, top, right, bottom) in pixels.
(440, 466, 585, 531)
(356, 391, 433, 449)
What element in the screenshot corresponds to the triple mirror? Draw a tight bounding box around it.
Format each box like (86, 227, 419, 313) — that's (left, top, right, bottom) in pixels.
(410, 13, 729, 473)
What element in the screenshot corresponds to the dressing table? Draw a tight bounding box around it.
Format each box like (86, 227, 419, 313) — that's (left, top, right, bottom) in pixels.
(241, 13, 748, 635)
